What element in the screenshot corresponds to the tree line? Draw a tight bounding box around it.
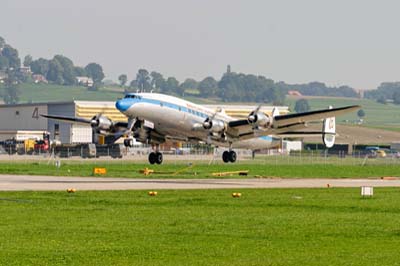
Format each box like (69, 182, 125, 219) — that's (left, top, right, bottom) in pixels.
(119, 67, 361, 105)
(0, 36, 105, 103)
(1, 35, 387, 106)
(364, 82, 400, 105)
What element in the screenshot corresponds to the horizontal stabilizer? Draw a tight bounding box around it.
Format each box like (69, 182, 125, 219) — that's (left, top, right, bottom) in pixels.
(273, 105, 360, 128)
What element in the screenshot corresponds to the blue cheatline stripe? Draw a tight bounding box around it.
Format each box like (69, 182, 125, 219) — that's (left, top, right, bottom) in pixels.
(258, 136, 273, 141)
(123, 97, 209, 119)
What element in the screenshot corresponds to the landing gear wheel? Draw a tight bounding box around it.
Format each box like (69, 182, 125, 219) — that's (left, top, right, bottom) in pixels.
(124, 138, 133, 147)
(149, 152, 163, 164)
(222, 151, 230, 163)
(149, 152, 156, 164)
(228, 151, 237, 163)
(155, 152, 163, 164)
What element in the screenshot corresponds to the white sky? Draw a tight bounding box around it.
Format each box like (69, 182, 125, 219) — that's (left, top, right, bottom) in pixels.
(1, 0, 400, 89)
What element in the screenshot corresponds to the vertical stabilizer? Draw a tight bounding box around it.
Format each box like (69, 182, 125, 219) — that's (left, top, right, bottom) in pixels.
(322, 106, 336, 148)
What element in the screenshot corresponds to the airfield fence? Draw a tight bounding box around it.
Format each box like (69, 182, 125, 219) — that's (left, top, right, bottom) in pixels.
(1, 145, 400, 166)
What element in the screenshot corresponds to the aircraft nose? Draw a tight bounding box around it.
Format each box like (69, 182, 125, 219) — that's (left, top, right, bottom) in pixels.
(115, 99, 131, 112)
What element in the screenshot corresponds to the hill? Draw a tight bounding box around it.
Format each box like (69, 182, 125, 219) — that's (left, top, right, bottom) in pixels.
(0, 83, 219, 105)
(286, 95, 400, 131)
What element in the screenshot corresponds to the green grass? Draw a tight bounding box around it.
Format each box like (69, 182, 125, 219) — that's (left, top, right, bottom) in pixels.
(0, 159, 399, 178)
(1, 188, 400, 265)
(0, 83, 220, 104)
(0, 83, 124, 102)
(286, 97, 400, 129)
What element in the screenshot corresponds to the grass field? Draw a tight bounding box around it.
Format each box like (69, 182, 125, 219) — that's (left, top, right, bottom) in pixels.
(0, 157, 399, 178)
(1, 188, 400, 265)
(12, 83, 125, 102)
(0, 83, 217, 104)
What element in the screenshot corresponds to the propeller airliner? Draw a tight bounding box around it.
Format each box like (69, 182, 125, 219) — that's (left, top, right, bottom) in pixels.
(42, 92, 360, 164)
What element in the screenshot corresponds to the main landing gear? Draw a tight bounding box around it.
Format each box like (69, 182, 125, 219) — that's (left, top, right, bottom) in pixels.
(148, 152, 163, 165)
(222, 150, 237, 163)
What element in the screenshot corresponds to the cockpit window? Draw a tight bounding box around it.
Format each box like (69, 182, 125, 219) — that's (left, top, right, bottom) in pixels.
(124, 94, 141, 99)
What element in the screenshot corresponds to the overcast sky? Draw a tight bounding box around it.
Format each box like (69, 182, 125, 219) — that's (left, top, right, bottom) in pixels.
(1, 0, 400, 89)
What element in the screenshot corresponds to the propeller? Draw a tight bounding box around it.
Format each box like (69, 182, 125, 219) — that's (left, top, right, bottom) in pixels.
(203, 107, 222, 130)
(248, 103, 263, 123)
(90, 114, 100, 127)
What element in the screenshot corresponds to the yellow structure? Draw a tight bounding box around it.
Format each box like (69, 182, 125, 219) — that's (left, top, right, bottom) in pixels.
(24, 139, 36, 153)
(93, 167, 107, 175)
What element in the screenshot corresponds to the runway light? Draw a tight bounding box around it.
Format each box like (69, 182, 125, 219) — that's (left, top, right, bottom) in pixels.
(232, 192, 242, 198)
(148, 191, 158, 196)
(327, 184, 331, 188)
(67, 188, 76, 193)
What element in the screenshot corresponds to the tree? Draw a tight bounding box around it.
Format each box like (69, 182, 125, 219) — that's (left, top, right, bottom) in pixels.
(47, 59, 64, 84)
(2, 70, 20, 104)
(180, 78, 198, 95)
(129, 79, 138, 89)
(74, 66, 87, 76)
(163, 77, 180, 94)
(136, 69, 151, 91)
(294, 99, 310, 113)
(23, 55, 33, 67)
(198, 77, 218, 97)
(150, 71, 165, 91)
(0, 56, 9, 70)
(393, 91, 400, 105)
(0, 36, 5, 48)
(377, 96, 387, 104)
(357, 109, 365, 119)
(30, 58, 50, 76)
(118, 74, 128, 87)
(85, 63, 105, 83)
(1, 45, 20, 69)
(53, 55, 75, 85)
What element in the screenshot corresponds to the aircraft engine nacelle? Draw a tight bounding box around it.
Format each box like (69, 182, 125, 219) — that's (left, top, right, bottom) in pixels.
(248, 112, 270, 128)
(203, 119, 225, 133)
(91, 115, 113, 131)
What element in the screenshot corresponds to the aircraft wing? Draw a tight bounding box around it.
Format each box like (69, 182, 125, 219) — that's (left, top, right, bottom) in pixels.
(226, 105, 360, 139)
(41, 114, 92, 125)
(41, 114, 129, 130)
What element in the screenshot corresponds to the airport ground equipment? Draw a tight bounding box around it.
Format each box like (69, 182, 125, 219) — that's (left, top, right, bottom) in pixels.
(55, 143, 124, 158)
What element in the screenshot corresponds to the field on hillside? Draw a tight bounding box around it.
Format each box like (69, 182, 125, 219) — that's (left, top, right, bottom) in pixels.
(7, 83, 125, 102)
(0, 83, 218, 104)
(286, 96, 400, 130)
(1, 188, 400, 266)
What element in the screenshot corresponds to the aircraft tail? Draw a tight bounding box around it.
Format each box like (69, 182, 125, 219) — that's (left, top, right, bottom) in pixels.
(322, 106, 336, 148)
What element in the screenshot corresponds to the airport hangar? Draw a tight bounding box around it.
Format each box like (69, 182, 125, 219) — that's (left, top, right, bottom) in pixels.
(0, 101, 290, 144)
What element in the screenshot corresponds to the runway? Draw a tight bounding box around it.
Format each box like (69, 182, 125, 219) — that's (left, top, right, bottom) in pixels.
(1, 174, 400, 191)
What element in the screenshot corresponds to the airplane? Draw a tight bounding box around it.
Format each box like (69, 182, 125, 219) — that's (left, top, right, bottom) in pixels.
(42, 92, 360, 164)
